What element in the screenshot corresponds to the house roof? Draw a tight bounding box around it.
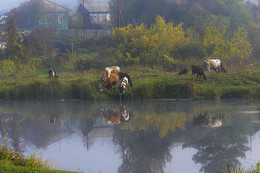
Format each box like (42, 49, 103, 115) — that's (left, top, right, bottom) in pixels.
(83, 1, 110, 13)
(40, 0, 69, 13)
(19, 0, 69, 13)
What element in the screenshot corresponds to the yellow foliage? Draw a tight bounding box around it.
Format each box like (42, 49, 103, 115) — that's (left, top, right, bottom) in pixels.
(229, 27, 252, 58)
(111, 15, 190, 65)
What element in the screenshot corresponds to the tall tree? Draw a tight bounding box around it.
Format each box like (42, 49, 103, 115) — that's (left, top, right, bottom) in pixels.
(5, 9, 24, 60)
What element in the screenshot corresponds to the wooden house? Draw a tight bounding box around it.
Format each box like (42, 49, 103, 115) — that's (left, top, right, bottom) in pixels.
(77, 1, 111, 29)
(18, 0, 69, 30)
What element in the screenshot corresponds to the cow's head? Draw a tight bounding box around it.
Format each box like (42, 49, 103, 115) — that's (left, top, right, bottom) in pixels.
(99, 84, 104, 92)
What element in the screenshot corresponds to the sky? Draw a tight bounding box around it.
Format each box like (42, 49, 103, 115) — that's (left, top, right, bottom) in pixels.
(0, 0, 80, 12)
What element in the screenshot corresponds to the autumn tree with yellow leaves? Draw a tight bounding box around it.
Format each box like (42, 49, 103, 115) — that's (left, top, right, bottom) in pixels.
(112, 15, 190, 66)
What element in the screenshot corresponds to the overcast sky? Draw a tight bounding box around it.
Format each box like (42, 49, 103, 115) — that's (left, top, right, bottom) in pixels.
(0, 0, 80, 12)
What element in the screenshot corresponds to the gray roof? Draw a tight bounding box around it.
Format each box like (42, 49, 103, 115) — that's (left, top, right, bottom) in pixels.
(84, 1, 110, 13)
(19, 0, 69, 13)
(40, 0, 69, 13)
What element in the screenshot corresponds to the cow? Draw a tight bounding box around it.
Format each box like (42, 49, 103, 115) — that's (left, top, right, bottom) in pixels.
(178, 68, 188, 75)
(118, 72, 133, 87)
(193, 112, 223, 128)
(119, 77, 129, 97)
(202, 59, 225, 73)
(102, 66, 120, 81)
(191, 65, 207, 81)
(100, 105, 132, 124)
(49, 68, 58, 80)
(99, 74, 119, 92)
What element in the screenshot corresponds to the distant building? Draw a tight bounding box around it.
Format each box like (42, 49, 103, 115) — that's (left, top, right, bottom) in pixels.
(77, 0, 112, 29)
(17, 0, 69, 30)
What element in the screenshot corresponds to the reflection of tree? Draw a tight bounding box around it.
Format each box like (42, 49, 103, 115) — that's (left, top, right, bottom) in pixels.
(113, 127, 172, 173)
(121, 111, 187, 138)
(183, 115, 253, 173)
(0, 113, 24, 152)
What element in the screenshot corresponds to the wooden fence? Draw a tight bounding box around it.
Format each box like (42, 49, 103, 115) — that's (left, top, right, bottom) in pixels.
(55, 29, 111, 39)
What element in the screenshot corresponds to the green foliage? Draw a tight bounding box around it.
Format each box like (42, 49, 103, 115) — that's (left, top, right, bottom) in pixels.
(0, 132, 48, 169)
(24, 27, 55, 59)
(248, 22, 260, 58)
(68, 12, 83, 29)
(5, 9, 24, 60)
(229, 27, 253, 58)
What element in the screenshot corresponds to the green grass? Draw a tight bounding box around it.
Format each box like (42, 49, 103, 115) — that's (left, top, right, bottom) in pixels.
(0, 164, 76, 173)
(0, 132, 77, 173)
(0, 68, 258, 101)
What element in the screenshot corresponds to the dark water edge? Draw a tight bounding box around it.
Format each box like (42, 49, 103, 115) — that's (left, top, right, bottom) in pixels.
(0, 99, 259, 173)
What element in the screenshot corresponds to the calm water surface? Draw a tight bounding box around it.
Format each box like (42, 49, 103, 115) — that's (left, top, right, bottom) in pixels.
(0, 99, 260, 173)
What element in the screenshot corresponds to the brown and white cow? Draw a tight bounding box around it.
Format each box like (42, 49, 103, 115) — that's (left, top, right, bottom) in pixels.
(99, 74, 120, 92)
(102, 66, 120, 81)
(202, 59, 225, 73)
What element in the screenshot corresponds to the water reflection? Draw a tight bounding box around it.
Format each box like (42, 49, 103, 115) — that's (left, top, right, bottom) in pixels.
(193, 112, 224, 128)
(100, 104, 133, 124)
(0, 100, 259, 173)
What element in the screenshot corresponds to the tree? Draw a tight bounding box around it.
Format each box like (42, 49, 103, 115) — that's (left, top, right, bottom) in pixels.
(5, 9, 24, 61)
(18, 0, 44, 28)
(68, 12, 83, 29)
(229, 26, 252, 58)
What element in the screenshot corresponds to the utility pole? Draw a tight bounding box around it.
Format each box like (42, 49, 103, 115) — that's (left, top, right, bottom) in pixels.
(83, 0, 86, 37)
(118, 0, 120, 27)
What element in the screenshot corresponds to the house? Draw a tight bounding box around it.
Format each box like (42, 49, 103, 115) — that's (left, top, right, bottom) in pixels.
(77, 0, 112, 29)
(17, 0, 69, 30)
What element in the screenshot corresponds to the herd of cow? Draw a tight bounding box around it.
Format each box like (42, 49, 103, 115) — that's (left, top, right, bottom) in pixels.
(180, 58, 226, 80)
(48, 58, 226, 97)
(99, 66, 133, 97)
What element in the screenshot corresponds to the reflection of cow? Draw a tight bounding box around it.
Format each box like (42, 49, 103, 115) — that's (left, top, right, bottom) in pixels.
(193, 112, 223, 128)
(100, 105, 132, 124)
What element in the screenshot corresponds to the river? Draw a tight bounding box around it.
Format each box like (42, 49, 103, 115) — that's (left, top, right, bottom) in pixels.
(0, 99, 259, 173)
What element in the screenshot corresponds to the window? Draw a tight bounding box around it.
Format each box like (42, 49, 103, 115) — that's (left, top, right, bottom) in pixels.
(98, 14, 103, 22)
(106, 14, 111, 22)
(92, 14, 97, 22)
(58, 16, 63, 24)
(38, 17, 44, 24)
(45, 16, 50, 24)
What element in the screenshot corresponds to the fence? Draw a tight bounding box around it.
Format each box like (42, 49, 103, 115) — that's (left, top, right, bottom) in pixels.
(55, 29, 111, 39)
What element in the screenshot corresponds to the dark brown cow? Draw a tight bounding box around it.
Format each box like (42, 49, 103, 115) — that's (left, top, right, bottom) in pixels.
(178, 68, 188, 75)
(191, 65, 207, 81)
(99, 74, 119, 92)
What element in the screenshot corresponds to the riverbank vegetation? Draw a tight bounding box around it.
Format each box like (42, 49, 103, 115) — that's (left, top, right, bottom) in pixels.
(0, 132, 75, 173)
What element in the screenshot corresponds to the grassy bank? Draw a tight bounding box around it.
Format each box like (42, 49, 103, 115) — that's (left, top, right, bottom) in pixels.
(0, 68, 259, 100)
(0, 132, 76, 173)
